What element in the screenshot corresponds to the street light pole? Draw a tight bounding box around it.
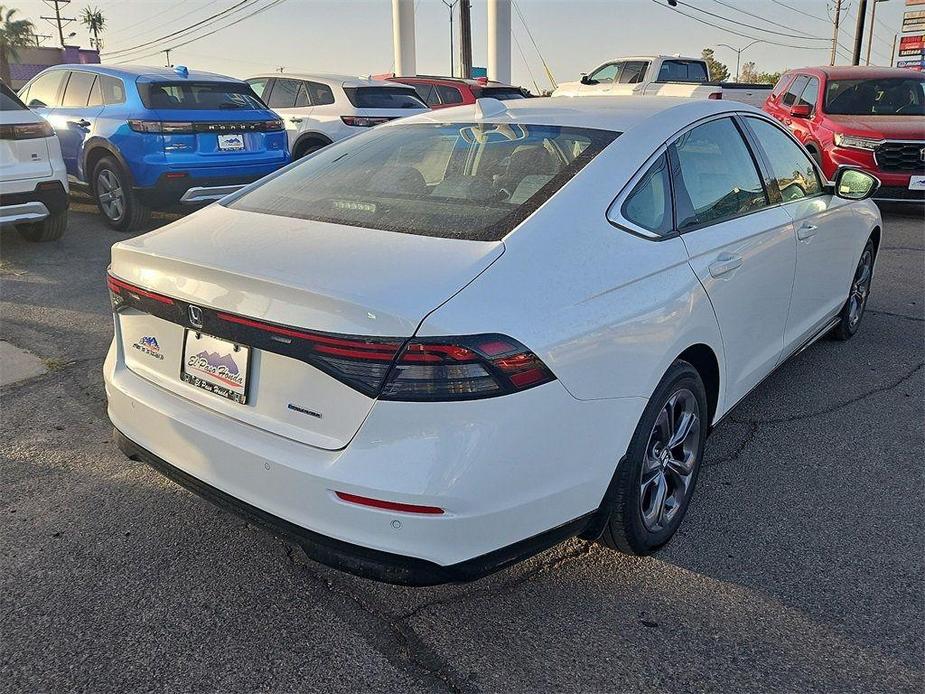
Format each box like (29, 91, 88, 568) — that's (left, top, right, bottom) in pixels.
(717, 40, 764, 82)
(852, 0, 868, 65)
(866, 0, 888, 66)
(441, 0, 459, 77)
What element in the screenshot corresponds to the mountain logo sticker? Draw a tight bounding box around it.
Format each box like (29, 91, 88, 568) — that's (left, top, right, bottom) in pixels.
(133, 336, 164, 360)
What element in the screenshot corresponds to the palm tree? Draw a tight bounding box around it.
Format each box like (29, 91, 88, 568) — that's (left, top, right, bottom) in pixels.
(0, 5, 35, 86)
(81, 5, 104, 51)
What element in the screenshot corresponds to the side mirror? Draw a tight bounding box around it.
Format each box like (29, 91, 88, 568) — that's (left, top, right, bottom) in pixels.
(580, 73, 592, 85)
(790, 104, 812, 118)
(833, 167, 880, 201)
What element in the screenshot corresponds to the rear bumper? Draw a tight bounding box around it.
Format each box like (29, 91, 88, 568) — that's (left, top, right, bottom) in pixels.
(104, 338, 643, 581)
(0, 181, 68, 225)
(134, 167, 283, 207)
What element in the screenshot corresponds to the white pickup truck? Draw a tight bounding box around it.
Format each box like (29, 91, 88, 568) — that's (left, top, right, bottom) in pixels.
(552, 55, 772, 108)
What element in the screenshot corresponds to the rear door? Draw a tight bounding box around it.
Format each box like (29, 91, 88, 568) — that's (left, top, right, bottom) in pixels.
(263, 78, 313, 150)
(50, 71, 103, 176)
(672, 116, 797, 406)
(742, 116, 861, 350)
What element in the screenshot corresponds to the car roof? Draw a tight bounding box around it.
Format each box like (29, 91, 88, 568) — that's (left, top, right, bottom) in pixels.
(391, 95, 761, 133)
(392, 75, 520, 89)
(39, 63, 245, 83)
(788, 65, 925, 80)
(246, 73, 414, 89)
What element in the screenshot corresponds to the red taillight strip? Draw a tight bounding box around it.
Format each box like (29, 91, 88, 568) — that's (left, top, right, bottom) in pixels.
(216, 311, 402, 361)
(107, 275, 175, 305)
(335, 491, 444, 515)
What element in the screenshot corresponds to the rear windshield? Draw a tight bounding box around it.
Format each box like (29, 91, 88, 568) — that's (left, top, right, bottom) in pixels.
(138, 81, 265, 110)
(0, 82, 27, 110)
(657, 60, 709, 83)
(343, 86, 426, 109)
(229, 122, 618, 241)
(478, 87, 528, 100)
(824, 77, 925, 116)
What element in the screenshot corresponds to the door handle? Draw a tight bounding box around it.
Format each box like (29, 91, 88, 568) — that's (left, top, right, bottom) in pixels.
(70, 119, 91, 128)
(797, 223, 818, 240)
(709, 253, 743, 278)
(288, 117, 302, 124)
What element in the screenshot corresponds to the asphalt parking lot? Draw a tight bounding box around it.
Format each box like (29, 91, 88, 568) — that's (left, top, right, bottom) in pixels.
(1, 200, 923, 693)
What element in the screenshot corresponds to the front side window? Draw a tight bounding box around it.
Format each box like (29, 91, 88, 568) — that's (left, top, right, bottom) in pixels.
(229, 122, 618, 241)
(658, 60, 709, 83)
(61, 71, 96, 108)
(770, 74, 793, 99)
(589, 62, 621, 84)
(620, 153, 673, 236)
(782, 75, 809, 107)
(825, 77, 925, 116)
(138, 81, 265, 110)
(669, 118, 768, 230)
(619, 61, 649, 84)
(746, 118, 822, 202)
(344, 87, 425, 109)
(267, 78, 300, 109)
(24, 71, 66, 108)
(798, 76, 820, 111)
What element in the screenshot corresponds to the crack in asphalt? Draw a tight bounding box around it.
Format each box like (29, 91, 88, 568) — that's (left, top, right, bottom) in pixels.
(281, 544, 472, 694)
(704, 421, 761, 468)
(868, 309, 925, 323)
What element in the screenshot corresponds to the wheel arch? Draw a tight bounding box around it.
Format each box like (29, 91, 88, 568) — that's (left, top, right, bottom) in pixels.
(676, 343, 720, 426)
(83, 139, 134, 190)
(293, 131, 333, 157)
(869, 224, 881, 258)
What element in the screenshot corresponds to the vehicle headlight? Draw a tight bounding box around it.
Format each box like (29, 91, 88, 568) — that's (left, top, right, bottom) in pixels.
(833, 134, 882, 151)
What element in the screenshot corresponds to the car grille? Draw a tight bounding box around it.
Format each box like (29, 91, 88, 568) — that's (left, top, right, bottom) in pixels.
(874, 141, 925, 173)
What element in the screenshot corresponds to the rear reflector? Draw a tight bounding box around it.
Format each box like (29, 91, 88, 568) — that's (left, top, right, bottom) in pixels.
(335, 491, 444, 515)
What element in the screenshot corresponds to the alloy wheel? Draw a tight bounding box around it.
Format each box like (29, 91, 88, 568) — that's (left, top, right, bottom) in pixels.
(639, 388, 701, 533)
(847, 247, 873, 329)
(97, 169, 125, 222)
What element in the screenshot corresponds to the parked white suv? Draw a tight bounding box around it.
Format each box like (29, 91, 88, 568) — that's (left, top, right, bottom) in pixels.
(245, 73, 428, 158)
(0, 82, 68, 242)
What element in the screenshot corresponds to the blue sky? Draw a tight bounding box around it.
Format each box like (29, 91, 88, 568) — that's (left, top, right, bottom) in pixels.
(14, 0, 913, 87)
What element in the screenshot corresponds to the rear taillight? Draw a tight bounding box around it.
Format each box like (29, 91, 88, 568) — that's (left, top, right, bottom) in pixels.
(341, 116, 392, 127)
(108, 274, 174, 312)
(380, 334, 555, 401)
(259, 119, 285, 131)
(128, 120, 195, 134)
(0, 120, 54, 140)
(708, 92, 723, 100)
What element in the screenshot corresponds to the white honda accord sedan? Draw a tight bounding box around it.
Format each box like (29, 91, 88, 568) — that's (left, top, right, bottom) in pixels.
(105, 96, 882, 585)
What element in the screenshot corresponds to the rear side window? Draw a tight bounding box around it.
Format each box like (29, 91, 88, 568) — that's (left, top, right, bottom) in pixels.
(246, 78, 271, 100)
(0, 82, 27, 110)
(619, 61, 649, 84)
(61, 71, 96, 108)
(745, 118, 822, 202)
(478, 87, 527, 100)
(267, 78, 300, 108)
(24, 71, 66, 108)
(306, 81, 335, 105)
(87, 76, 103, 107)
(411, 83, 440, 107)
(658, 60, 709, 83)
(782, 75, 809, 107)
(620, 153, 673, 236)
(344, 87, 426, 109)
(770, 74, 793, 99)
(229, 122, 618, 241)
(99, 75, 125, 105)
(138, 82, 265, 110)
(437, 85, 464, 105)
(669, 118, 768, 230)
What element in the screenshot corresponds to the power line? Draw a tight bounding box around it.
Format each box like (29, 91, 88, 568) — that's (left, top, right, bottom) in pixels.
(111, 0, 289, 65)
(649, 0, 841, 51)
(767, 0, 829, 23)
(102, 0, 253, 58)
(675, 1, 830, 41)
(105, 0, 222, 52)
(511, 1, 557, 89)
(709, 0, 824, 41)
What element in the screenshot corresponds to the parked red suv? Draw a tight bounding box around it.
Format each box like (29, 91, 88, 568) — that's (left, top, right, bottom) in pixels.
(763, 66, 925, 202)
(380, 75, 529, 109)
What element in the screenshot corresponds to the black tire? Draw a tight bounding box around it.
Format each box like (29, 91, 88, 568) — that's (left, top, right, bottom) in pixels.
(831, 239, 875, 341)
(599, 360, 709, 555)
(293, 139, 329, 159)
(92, 156, 150, 232)
(16, 208, 67, 242)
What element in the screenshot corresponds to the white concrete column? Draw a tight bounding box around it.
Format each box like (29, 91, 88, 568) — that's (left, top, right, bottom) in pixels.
(392, 0, 417, 77)
(487, 0, 511, 83)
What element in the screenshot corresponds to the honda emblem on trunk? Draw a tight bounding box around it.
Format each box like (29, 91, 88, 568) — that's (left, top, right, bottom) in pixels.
(188, 305, 203, 329)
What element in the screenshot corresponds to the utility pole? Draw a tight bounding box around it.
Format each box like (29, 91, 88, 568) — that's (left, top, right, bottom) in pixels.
(162, 49, 172, 67)
(40, 0, 76, 48)
(852, 0, 868, 65)
(890, 32, 897, 66)
(459, 0, 472, 80)
(441, 0, 458, 77)
(866, 0, 886, 65)
(830, 0, 842, 66)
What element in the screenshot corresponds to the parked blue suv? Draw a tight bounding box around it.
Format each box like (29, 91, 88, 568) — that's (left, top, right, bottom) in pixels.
(18, 64, 289, 231)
